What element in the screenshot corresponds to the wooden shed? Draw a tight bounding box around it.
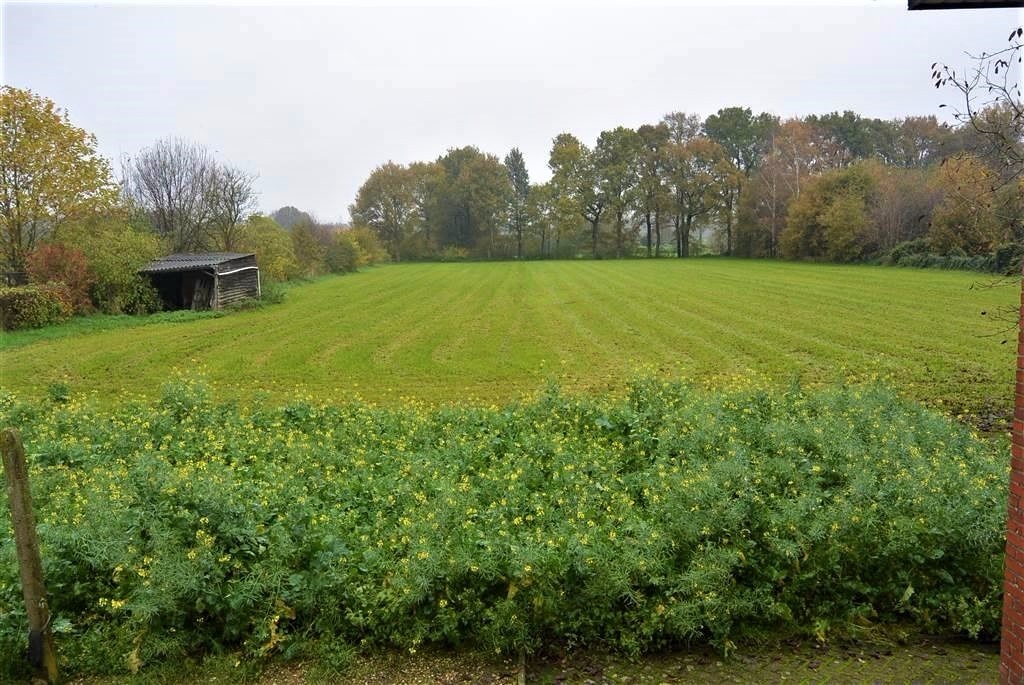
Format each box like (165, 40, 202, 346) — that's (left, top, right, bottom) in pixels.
(141, 253, 260, 311)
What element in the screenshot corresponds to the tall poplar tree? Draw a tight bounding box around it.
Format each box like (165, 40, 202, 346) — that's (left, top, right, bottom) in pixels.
(504, 148, 530, 259)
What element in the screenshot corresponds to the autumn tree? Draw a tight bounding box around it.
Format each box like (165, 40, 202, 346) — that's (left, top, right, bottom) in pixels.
(780, 162, 877, 262)
(636, 123, 672, 257)
(528, 180, 580, 258)
(804, 110, 885, 166)
(525, 182, 554, 257)
(349, 161, 416, 262)
(462, 154, 512, 259)
(239, 214, 300, 282)
(661, 111, 703, 145)
(290, 217, 326, 276)
(408, 160, 446, 256)
(0, 86, 119, 270)
(736, 151, 794, 258)
(703, 107, 778, 254)
(56, 213, 163, 313)
(25, 243, 94, 313)
(889, 116, 951, 168)
(434, 146, 481, 251)
(666, 137, 731, 258)
(505, 148, 530, 259)
(549, 133, 605, 258)
(928, 154, 1010, 255)
(595, 127, 643, 258)
(929, 27, 1024, 274)
(866, 162, 940, 250)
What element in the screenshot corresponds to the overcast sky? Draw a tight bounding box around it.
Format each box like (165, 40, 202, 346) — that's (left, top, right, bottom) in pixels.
(3, 1, 1022, 222)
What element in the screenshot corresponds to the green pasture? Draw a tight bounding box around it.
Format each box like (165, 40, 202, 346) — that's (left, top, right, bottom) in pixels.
(1, 259, 1017, 419)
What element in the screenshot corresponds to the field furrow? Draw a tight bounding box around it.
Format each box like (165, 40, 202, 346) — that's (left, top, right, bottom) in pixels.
(1, 260, 1016, 418)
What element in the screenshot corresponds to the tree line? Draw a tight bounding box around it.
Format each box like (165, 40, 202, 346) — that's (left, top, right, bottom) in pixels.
(351, 104, 1023, 267)
(0, 86, 386, 326)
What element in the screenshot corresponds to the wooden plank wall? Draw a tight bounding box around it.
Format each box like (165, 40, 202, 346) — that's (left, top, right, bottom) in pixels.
(214, 255, 259, 308)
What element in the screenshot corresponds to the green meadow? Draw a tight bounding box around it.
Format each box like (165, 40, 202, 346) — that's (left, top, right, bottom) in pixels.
(1, 259, 1018, 678)
(1, 259, 1017, 419)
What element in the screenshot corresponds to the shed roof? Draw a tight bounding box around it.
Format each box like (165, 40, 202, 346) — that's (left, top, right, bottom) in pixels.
(141, 253, 256, 274)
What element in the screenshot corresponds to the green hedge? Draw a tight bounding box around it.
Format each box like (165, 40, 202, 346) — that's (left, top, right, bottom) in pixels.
(0, 379, 1008, 677)
(884, 240, 1024, 275)
(0, 283, 74, 330)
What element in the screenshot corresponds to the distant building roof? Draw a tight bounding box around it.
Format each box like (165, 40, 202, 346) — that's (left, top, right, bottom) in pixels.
(141, 253, 256, 274)
(908, 0, 1023, 9)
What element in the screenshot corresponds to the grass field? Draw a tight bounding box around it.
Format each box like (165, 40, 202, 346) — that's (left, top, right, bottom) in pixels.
(2, 259, 1015, 679)
(1, 259, 1018, 420)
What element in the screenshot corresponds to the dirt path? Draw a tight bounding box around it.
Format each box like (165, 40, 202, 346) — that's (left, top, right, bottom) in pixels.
(248, 638, 999, 684)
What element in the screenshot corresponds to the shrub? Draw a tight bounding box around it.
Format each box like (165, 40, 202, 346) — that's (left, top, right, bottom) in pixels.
(349, 226, 389, 264)
(291, 219, 326, 277)
(324, 232, 365, 274)
(239, 216, 301, 282)
(439, 245, 470, 262)
(56, 216, 163, 314)
(993, 242, 1024, 275)
(884, 242, 1024, 275)
(25, 243, 95, 314)
(0, 283, 73, 330)
(0, 379, 1007, 676)
(882, 238, 931, 265)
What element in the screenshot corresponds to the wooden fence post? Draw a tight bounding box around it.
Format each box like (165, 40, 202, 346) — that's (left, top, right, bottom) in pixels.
(2, 428, 59, 684)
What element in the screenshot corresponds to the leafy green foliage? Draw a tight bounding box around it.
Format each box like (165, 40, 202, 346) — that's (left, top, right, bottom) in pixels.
(350, 162, 417, 262)
(324, 231, 365, 274)
(348, 226, 389, 265)
(0, 379, 1006, 677)
(290, 219, 326, 277)
(53, 215, 163, 314)
(504, 148, 530, 259)
(239, 215, 301, 282)
(0, 283, 73, 330)
(780, 164, 877, 261)
(326, 237, 362, 274)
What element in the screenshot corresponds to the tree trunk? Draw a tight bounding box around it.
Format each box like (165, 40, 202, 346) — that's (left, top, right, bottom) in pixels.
(724, 191, 734, 256)
(654, 209, 662, 257)
(674, 215, 682, 258)
(683, 214, 693, 258)
(645, 211, 652, 257)
(615, 210, 625, 259)
(591, 217, 600, 259)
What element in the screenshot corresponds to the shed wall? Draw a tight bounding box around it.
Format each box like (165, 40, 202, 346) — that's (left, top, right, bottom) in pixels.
(217, 269, 260, 307)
